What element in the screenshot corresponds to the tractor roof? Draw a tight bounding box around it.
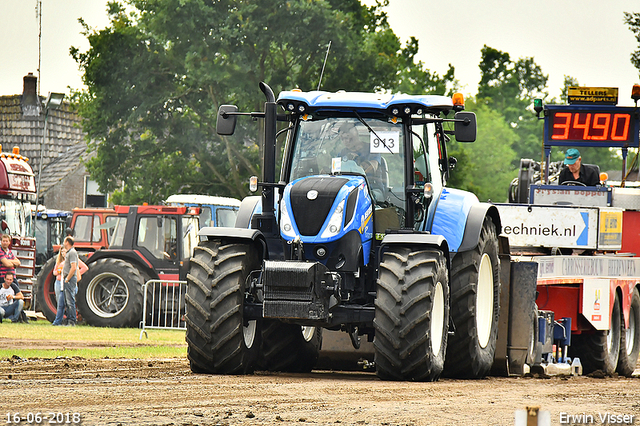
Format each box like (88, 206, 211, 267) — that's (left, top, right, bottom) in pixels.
(166, 194, 241, 208)
(277, 90, 454, 111)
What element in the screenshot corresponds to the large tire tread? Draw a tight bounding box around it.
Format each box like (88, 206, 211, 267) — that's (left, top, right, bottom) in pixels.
(444, 217, 500, 379)
(374, 248, 449, 382)
(185, 241, 259, 375)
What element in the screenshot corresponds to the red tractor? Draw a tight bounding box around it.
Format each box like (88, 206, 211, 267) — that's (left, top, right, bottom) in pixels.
(35, 208, 116, 322)
(76, 205, 200, 327)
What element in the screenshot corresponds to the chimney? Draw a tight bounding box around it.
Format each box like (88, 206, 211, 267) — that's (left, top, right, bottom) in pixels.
(21, 73, 41, 118)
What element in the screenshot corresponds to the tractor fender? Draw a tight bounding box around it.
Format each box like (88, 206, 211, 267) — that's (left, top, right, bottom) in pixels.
(430, 188, 479, 252)
(380, 233, 450, 269)
(456, 203, 502, 253)
(235, 196, 261, 229)
(198, 227, 268, 260)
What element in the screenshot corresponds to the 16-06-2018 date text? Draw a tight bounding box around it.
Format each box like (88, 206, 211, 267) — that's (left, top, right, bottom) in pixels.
(5, 413, 81, 424)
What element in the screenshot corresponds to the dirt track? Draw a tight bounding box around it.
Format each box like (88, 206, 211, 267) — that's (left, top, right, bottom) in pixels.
(2, 339, 640, 426)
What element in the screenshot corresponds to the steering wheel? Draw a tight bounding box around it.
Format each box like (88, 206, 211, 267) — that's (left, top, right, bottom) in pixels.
(560, 181, 586, 187)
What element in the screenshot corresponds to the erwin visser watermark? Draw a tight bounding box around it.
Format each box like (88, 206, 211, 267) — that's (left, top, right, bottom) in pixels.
(560, 412, 635, 424)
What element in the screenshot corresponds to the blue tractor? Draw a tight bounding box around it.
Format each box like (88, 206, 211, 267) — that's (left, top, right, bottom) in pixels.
(185, 83, 528, 381)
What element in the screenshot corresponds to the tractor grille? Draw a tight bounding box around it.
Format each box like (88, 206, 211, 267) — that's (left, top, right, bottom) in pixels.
(262, 260, 330, 320)
(290, 177, 348, 236)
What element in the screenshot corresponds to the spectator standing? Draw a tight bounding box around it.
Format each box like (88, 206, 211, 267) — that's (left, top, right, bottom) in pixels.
(0, 234, 20, 282)
(52, 248, 66, 326)
(52, 248, 88, 326)
(0, 272, 24, 322)
(62, 237, 78, 326)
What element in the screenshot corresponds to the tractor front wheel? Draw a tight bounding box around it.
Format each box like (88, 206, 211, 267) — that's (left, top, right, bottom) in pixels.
(374, 248, 449, 381)
(185, 240, 260, 374)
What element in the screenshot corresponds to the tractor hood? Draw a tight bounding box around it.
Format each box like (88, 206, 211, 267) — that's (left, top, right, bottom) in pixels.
(279, 174, 373, 245)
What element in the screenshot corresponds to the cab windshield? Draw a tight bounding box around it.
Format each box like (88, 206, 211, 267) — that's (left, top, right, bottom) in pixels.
(0, 199, 33, 237)
(289, 117, 406, 207)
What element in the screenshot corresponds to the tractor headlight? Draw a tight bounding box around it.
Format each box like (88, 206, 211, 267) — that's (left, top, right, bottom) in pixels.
(280, 201, 297, 238)
(321, 200, 345, 239)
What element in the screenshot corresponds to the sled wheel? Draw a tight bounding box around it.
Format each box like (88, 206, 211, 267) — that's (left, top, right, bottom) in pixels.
(617, 288, 640, 376)
(573, 292, 621, 375)
(374, 248, 449, 381)
(185, 240, 260, 374)
(445, 217, 500, 378)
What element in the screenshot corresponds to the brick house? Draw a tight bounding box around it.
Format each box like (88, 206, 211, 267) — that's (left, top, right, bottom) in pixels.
(0, 73, 109, 210)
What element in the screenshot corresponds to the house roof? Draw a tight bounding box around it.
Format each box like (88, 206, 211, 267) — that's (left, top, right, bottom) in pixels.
(0, 94, 85, 177)
(38, 142, 89, 194)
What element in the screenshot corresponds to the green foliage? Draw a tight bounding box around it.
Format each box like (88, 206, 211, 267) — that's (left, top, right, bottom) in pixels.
(477, 45, 548, 163)
(560, 75, 580, 104)
(447, 99, 519, 202)
(625, 12, 640, 73)
(73, 0, 455, 203)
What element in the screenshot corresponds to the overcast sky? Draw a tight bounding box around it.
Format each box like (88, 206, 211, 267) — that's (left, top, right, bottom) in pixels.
(1, 1, 639, 105)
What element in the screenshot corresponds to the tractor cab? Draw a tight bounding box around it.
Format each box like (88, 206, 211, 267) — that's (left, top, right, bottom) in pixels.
(106, 205, 200, 281)
(74, 205, 200, 328)
(274, 91, 477, 279)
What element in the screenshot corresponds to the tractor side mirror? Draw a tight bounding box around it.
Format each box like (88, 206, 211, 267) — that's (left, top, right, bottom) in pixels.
(216, 105, 239, 135)
(454, 111, 477, 143)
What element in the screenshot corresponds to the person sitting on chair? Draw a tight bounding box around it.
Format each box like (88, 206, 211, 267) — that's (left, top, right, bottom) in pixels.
(558, 148, 600, 186)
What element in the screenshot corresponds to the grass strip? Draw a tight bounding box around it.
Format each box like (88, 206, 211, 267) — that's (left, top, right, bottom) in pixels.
(0, 346, 187, 360)
(0, 321, 187, 359)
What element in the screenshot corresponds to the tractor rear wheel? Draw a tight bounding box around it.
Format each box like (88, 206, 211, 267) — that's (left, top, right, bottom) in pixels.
(573, 292, 621, 375)
(374, 248, 449, 381)
(185, 240, 260, 374)
(445, 217, 500, 378)
(34, 257, 57, 323)
(260, 322, 322, 372)
(617, 288, 640, 377)
(76, 258, 145, 328)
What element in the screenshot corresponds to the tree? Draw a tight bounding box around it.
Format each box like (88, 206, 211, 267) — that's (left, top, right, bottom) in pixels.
(477, 45, 548, 163)
(73, 0, 455, 204)
(560, 75, 580, 104)
(625, 12, 640, 74)
(447, 98, 519, 202)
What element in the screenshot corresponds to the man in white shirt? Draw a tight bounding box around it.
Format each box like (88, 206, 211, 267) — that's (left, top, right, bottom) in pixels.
(0, 272, 24, 323)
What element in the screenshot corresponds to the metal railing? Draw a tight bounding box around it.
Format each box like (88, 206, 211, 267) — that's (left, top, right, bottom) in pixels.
(139, 279, 187, 339)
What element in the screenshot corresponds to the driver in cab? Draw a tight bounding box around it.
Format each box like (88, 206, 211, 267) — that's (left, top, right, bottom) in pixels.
(339, 123, 380, 175)
(558, 148, 600, 186)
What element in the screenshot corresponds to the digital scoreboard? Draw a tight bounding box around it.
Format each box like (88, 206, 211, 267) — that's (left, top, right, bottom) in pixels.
(544, 105, 639, 148)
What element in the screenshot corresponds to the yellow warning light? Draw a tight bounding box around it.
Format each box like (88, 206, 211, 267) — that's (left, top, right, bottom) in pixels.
(632, 85, 640, 103)
(292, 88, 302, 92)
(12, 147, 19, 155)
(452, 93, 464, 107)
